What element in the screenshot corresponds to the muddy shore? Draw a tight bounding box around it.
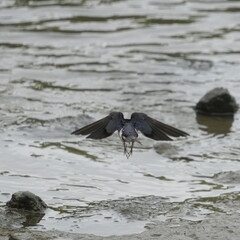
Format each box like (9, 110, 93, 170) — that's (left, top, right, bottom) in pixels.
(1, 190, 240, 240)
(1, 208, 240, 240)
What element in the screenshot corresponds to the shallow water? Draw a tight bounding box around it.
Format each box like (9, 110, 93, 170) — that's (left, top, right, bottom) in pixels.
(1, 0, 240, 236)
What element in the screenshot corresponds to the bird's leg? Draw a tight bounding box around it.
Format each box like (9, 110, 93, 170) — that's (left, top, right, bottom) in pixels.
(126, 149, 131, 158)
(123, 141, 132, 158)
(120, 132, 127, 156)
(123, 140, 127, 156)
(130, 141, 134, 155)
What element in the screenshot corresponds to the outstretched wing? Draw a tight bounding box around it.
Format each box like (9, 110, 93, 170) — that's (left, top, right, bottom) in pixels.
(71, 112, 124, 139)
(131, 112, 188, 141)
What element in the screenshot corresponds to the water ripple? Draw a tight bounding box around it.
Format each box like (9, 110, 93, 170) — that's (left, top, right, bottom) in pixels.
(1, 0, 240, 235)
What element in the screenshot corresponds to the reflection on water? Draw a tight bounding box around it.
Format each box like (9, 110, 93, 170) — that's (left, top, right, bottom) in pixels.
(1, 0, 240, 236)
(23, 212, 45, 227)
(196, 114, 234, 135)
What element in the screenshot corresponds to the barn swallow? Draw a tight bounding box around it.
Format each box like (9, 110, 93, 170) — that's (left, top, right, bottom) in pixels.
(72, 112, 188, 158)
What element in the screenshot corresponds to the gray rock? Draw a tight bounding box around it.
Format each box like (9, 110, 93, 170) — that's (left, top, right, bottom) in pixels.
(195, 87, 238, 116)
(6, 191, 47, 213)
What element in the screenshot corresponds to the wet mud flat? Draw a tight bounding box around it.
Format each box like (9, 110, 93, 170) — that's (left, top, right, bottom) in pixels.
(1, 178, 240, 240)
(1, 199, 240, 240)
(4, 210, 239, 240)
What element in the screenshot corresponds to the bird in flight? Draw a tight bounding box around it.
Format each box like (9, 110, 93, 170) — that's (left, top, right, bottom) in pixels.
(72, 112, 188, 158)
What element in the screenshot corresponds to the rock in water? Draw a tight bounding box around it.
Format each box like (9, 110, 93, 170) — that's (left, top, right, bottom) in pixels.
(195, 87, 238, 116)
(6, 191, 47, 213)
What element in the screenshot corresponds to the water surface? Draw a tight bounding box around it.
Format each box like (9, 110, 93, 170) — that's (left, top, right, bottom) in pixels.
(0, 0, 240, 236)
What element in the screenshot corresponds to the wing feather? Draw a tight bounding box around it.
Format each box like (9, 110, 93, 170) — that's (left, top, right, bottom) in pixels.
(71, 116, 110, 135)
(71, 112, 124, 139)
(86, 119, 112, 139)
(131, 112, 188, 141)
(146, 116, 189, 137)
(148, 123, 173, 140)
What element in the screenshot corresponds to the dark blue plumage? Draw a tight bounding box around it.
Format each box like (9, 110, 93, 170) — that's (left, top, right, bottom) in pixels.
(72, 112, 188, 157)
